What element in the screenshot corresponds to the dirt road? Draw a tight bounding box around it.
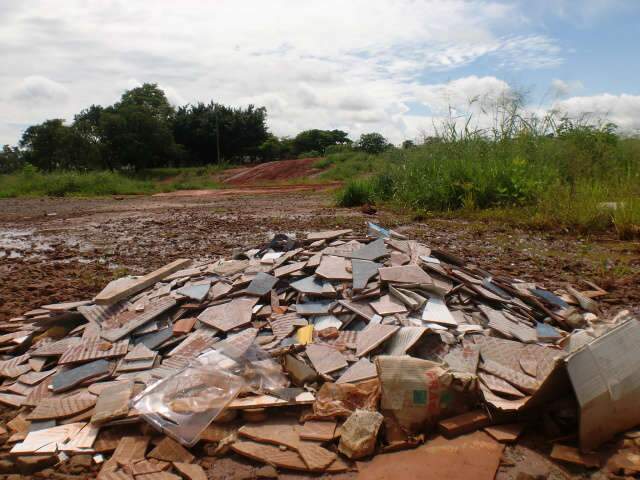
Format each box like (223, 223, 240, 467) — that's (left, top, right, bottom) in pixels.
(1, 191, 638, 323)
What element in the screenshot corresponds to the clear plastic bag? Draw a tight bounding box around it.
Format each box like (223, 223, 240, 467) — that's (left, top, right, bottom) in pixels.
(132, 329, 287, 446)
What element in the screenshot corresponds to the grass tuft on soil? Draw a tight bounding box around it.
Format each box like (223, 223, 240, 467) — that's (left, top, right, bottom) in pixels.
(331, 125, 640, 238)
(0, 165, 224, 198)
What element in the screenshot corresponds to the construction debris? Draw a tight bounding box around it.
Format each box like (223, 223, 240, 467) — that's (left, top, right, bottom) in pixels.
(0, 223, 637, 477)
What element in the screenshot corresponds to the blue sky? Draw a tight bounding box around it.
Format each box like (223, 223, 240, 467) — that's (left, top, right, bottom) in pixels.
(1, 0, 639, 145)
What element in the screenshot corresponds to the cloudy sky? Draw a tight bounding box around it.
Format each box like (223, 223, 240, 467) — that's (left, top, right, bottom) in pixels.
(1, 0, 639, 145)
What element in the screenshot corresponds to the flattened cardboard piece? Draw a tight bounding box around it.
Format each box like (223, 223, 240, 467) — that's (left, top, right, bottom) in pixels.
(176, 282, 211, 302)
(336, 358, 377, 384)
(91, 380, 134, 424)
(111, 435, 150, 466)
(27, 393, 97, 421)
(18, 369, 55, 386)
(268, 313, 297, 339)
(197, 297, 257, 332)
(172, 317, 197, 335)
(565, 319, 640, 452)
(51, 359, 112, 393)
(305, 344, 348, 374)
(11, 422, 85, 454)
(135, 326, 173, 350)
(351, 259, 381, 292)
(306, 229, 352, 242)
(167, 331, 217, 358)
(356, 324, 399, 357)
(322, 240, 362, 258)
(298, 441, 337, 471)
(357, 431, 503, 480)
(214, 328, 259, 359)
(443, 344, 480, 374)
(480, 305, 537, 343)
(148, 436, 195, 463)
(232, 440, 308, 471)
(480, 359, 538, 394)
(389, 285, 426, 311)
(58, 339, 129, 365)
(370, 295, 408, 316)
(78, 301, 129, 327)
(290, 276, 336, 296)
(274, 261, 307, 278)
(173, 462, 207, 480)
(315, 256, 352, 281)
(210, 281, 233, 300)
(311, 314, 342, 331)
(421, 296, 457, 326)
(478, 372, 526, 398)
(349, 238, 388, 261)
(483, 423, 524, 443)
(239, 421, 301, 450)
(125, 343, 156, 361)
(245, 272, 278, 296)
(32, 337, 83, 357)
(385, 326, 427, 355)
(61, 421, 100, 452)
(0, 393, 25, 407)
(298, 420, 337, 442)
(23, 375, 53, 406)
(95, 259, 190, 305)
(378, 265, 432, 286)
(101, 297, 176, 342)
(338, 300, 380, 322)
(296, 300, 335, 316)
(232, 440, 348, 473)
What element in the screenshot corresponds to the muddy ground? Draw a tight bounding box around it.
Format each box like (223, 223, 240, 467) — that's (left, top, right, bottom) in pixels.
(0, 190, 639, 479)
(1, 190, 638, 324)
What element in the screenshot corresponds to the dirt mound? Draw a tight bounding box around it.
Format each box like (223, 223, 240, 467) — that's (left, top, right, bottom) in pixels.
(223, 157, 323, 185)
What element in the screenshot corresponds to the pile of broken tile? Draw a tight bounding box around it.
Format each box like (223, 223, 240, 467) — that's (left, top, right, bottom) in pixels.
(1, 223, 639, 478)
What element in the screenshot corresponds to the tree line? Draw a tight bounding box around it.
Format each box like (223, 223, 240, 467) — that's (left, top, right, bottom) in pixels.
(0, 83, 392, 173)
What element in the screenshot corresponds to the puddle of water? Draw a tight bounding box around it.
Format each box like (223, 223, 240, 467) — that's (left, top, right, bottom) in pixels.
(0, 228, 93, 262)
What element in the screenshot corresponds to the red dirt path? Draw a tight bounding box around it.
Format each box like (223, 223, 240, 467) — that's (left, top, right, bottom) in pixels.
(223, 157, 323, 184)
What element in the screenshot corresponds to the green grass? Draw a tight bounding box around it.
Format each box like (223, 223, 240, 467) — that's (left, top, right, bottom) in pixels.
(0, 164, 226, 198)
(333, 126, 640, 239)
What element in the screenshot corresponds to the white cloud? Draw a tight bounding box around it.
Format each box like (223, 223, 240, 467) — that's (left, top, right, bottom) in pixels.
(1, 1, 633, 145)
(412, 76, 512, 114)
(550, 79, 584, 98)
(12, 75, 69, 103)
(0, 0, 569, 145)
(554, 94, 640, 133)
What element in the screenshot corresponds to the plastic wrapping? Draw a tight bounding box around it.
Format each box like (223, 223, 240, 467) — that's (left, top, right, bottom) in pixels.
(132, 329, 287, 446)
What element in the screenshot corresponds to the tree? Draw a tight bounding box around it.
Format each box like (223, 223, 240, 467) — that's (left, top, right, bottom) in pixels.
(99, 103, 178, 171)
(118, 83, 174, 123)
(0, 145, 23, 174)
(19, 119, 99, 171)
(292, 129, 351, 156)
(356, 132, 389, 154)
(174, 102, 269, 164)
(402, 139, 415, 149)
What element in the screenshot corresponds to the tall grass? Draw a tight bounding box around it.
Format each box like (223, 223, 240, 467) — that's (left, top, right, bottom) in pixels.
(0, 164, 224, 197)
(333, 102, 640, 238)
